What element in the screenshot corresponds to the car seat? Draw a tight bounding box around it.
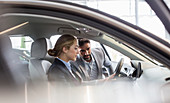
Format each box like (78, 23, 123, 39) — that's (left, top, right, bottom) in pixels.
(0, 35, 29, 86)
(29, 38, 53, 81)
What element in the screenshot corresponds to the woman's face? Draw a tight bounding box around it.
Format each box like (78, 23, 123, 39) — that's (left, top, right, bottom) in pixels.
(65, 40, 79, 61)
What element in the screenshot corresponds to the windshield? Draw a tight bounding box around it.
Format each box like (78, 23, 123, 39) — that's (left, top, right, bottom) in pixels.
(65, 0, 170, 41)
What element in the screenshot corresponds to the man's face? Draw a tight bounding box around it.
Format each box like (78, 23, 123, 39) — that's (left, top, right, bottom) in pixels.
(79, 43, 91, 61)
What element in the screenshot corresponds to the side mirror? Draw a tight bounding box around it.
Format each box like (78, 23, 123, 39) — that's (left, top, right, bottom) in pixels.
(131, 62, 143, 78)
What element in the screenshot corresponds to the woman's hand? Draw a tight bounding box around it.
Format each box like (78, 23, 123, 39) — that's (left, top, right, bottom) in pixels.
(104, 73, 116, 81)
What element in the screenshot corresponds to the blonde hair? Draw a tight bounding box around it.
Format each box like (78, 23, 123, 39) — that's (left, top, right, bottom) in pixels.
(48, 34, 77, 57)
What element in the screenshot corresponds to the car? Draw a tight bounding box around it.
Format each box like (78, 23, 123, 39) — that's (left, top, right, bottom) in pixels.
(0, 0, 169, 103)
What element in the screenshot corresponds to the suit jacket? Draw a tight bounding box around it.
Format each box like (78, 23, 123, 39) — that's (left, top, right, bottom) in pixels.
(70, 48, 114, 81)
(47, 58, 82, 85)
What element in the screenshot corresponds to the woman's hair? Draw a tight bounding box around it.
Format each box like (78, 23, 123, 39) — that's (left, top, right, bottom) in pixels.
(48, 34, 77, 57)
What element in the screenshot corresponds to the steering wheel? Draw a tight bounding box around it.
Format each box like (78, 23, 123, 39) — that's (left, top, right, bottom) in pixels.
(114, 58, 124, 77)
(102, 58, 124, 85)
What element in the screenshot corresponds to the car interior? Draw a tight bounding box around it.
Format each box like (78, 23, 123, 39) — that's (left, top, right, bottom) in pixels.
(0, 1, 169, 103)
(0, 12, 169, 83)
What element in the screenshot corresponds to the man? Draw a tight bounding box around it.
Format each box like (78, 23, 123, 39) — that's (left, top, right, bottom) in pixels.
(70, 38, 114, 81)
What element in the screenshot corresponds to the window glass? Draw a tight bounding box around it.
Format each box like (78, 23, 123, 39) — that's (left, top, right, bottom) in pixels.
(9, 36, 33, 61)
(104, 45, 130, 64)
(50, 35, 61, 47)
(91, 40, 131, 64)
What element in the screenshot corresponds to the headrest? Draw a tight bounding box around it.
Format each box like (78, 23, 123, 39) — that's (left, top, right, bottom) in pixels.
(0, 35, 12, 52)
(0, 35, 21, 85)
(0, 35, 15, 62)
(31, 38, 52, 59)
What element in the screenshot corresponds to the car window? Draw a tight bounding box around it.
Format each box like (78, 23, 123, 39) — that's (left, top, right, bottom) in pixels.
(104, 45, 131, 64)
(9, 36, 33, 61)
(90, 40, 130, 63)
(50, 35, 61, 47)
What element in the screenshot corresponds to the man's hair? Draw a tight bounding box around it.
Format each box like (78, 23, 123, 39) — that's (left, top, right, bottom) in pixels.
(78, 38, 90, 47)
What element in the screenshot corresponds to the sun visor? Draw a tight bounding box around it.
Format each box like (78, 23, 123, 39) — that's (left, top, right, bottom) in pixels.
(58, 27, 80, 35)
(74, 27, 100, 37)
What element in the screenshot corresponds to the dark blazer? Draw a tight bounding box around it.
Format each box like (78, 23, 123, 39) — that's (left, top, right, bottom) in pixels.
(70, 48, 114, 81)
(47, 58, 82, 85)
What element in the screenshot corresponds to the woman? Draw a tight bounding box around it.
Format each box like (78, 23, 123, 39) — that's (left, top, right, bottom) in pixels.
(47, 34, 81, 85)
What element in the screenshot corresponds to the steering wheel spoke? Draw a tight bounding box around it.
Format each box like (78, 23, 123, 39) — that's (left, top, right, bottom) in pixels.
(114, 58, 124, 77)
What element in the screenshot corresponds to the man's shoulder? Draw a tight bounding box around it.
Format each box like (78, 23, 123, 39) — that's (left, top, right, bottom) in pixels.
(92, 47, 103, 52)
(92, 47, 104, 55)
